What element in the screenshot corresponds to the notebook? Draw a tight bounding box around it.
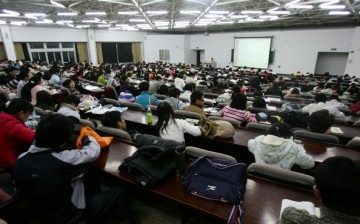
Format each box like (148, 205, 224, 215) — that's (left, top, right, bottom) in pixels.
(330, 127, 344, 135)
(280, 199, 321, 218)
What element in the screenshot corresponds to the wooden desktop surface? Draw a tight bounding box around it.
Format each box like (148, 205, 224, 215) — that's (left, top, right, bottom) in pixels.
(96, 140, 318, 224)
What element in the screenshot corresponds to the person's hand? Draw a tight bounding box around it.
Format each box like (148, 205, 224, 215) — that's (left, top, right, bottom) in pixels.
(81, 135, 91, 146)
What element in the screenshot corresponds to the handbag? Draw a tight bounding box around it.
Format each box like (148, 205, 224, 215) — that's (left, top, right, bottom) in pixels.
(76, 126, 113, 149)
(183, 156, 247, 224)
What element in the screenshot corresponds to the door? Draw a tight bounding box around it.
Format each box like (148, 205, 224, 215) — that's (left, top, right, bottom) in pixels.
(315, 52, 349, 76)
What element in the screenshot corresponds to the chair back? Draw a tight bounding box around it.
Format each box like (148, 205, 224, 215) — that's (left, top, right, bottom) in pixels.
(59, 86, 71, 96)
(354, 120, 360, 127)
(263, 95, 281, 99)
(337, 107, 352, 115)
(103, 85, 118, 100)
(346, 138, 360, 148)
(120, 101, 144, 111)
(247, 163, 314, 191)
(334, 118, 348, 125)
(153, 94, 168, 100)
(208, 116, 240, 128)
(103, 98, 120, 107)
(174, 110, 202, 120)
(149, 105, 158, 112)
(217, 103, 229, 109)
(79, 119, 96, 130)
(96, 125, 132, 142)
(204, 92, 219, 99)
(186, 146, 237, 163)
(179, 97, 189, 103)
(246, 122, 271, 133)
(246, 106, 272, 114)
(294, 130, 339, 144)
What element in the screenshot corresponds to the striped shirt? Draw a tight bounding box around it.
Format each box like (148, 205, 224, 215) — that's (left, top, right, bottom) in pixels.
(220, 105, 257, 124)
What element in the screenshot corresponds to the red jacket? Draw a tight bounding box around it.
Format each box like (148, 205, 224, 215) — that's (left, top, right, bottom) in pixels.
(0, 113, 35, 168)
(350, 101, 360, 114)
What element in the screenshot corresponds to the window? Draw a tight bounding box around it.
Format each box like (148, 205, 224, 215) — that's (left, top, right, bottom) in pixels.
(159, 49, 170, 61)
(27, 42, 77, 63)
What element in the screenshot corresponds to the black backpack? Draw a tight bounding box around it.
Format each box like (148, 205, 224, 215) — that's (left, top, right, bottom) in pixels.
(279, 103, 309, 129)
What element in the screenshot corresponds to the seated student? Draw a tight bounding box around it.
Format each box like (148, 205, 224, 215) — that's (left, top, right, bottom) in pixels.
(157, 84, 169, 96)
(285, 88, 300, 98)
(179, 83, 194, 102)
(101, 111, 127, 131)
(21, 74, 50, 105)
(35, 90, 55, 111)
(57, 95, 81, 120)
(49, 68, 61, 85)
(349, 93, 360, 114)
(248, 123, 315, 170)
(265, 83, 284, 99)
(174, 73, 185, 91)
(219, 93, 257, 125)
(252, 97, 267, 108)
(308, 109, 335, 133)
(302, 93, 346, 120)
(118, 74, 130, 93)
(184, 91, 207, 118)
(13, 114, 128, 224)
(149, 75, 162, 94)
(16, 68, 32, 99)
(278, 156, 360, 224)
(97, 69, 108, 85)
(135, 81, 161, 110)
(325, 94, 349, 109)
(157, 102, 201, 143)
(0, 99, 35, 169)
(164, 88, 186, 110)
(63, 79, 82, 99)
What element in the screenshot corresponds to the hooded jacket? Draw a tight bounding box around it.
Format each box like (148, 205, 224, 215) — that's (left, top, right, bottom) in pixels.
(0, 112, 35, 168)
(248, 135, 314, 170)
(57, 103, 81, 120)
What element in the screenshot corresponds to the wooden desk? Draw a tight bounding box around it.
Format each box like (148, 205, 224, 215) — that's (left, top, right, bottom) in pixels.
(96, 140, 318, 224)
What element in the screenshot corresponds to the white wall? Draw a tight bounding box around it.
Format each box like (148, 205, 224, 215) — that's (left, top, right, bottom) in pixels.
(345, 26, 360, 76)
(143, 34, 186, 63)
(94, 30, 144, 42)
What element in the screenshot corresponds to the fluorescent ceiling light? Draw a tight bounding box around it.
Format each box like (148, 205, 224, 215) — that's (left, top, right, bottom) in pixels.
(194, 24, 209, 26)
(82, 18, 101, 23)
(157, 27, 169, 29)
(109, 27, 122, 30)
(56, 20, 73, 24)
(329, 10, 350, 15)
(67, 24, 74, 27)
(288, 5, 314, 9)
(116, 24, 130, 26)
(97, 24, 111, 27)
(0, 9, 19, 17)
(0, 20, 6, 24)
(180, 10, 201, 14)
(259, 15, 279, 19)
(35, 19, 53, 24)
(146, 11, 167, 14)
(284, 0, 300, 7)
(25, 13, 46, 18)
(245, 18, 264, 22)
(50, 0, 66, 8)
(175, 21, 190, 25)
(10, 21, 27, 26)
(241, 10, 263, 14)
(3, 9, 19, 15)
(85, 12, 106, 15)
(216, 21, 233, 24)
(129, 18, 146, 22)
(208, 10, 229, 14)
(173, 25, 187, 28)
(320, 5, 345, 9)
(230, 15, 249, 18)
(57, 12, 78, 16)
(268, 10, 291, 15)
(199, 18, 217, 21)
(205, 14, 224, 18)
(76, 25, 91, 28)
(118, 11, 139, 15)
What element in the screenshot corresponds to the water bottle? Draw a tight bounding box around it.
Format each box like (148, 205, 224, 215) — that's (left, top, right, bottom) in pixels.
(175, 147, 186, 180)
(146, 106, 153, 125)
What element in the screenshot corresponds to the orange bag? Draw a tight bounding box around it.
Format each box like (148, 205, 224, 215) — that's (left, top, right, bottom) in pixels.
(76, 126, 114, 149)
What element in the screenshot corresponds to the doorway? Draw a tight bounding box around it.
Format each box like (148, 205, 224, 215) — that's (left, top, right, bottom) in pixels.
(315, 52, 349, 76)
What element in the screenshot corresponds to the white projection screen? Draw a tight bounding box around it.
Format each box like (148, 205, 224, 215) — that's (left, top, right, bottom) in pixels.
(233, 37, 272, 69)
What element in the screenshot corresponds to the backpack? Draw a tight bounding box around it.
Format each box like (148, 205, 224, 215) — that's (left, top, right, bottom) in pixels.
(279, 103, 309, 129)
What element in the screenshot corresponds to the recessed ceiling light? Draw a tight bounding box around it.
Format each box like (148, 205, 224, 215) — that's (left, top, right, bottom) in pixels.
(129, 19, 146, 22)
(288, 5, 314, 9)
(85, 12, 106, 16)
(241, 10, 263, 14)
(118, 11, 139, 15)
(57, 12, 78, 16)
(208, 10, 229, 14)
(329, 10, 350, 15)
(147, 11, 167, 14)
(180, 10, 201, 14)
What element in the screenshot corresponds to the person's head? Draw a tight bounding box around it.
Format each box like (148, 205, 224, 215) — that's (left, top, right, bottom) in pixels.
(308, 109, 334, 133)
(168, 88, 181, 98)
(230, 93, 247, 110)
(9, 66, 19, 76)
(120, 74, 128, 83)
(156, 102, 176, 134)
(139, 81, 150, 92)
(183, 83, 194, 92)
(190, 91, 204, 108)
(53, 68, 61, 74)
(101, 111, 126, 130)
(290, 88, 300, 95)
(328, 94, 340, 101)
(17, 68, 31, 81)
(35, 90, 55, 111)
(35, 114, 74, 148)
(315, 93, 327, 103)
(5, 99, 34, 122)
(63, 79, 75, 89)
(157, 84, 169, 96)
(314, 156, 360, 217)
(62, 95, 80, 107)
(267, 122, 291, 138)
(252, 98, 266, 108)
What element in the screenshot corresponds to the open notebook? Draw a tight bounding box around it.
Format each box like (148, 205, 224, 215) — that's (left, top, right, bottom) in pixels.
(280, 199, 321, 218)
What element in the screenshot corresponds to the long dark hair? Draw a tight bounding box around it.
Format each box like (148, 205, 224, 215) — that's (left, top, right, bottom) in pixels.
(156, 102, 177, 134)
(35, 90, 55, 111)
(230, 93, 247, 110)
(21, 73, 43, 102)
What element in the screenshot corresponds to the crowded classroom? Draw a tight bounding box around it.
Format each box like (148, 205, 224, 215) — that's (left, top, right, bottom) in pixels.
(0, 0, 360, 223)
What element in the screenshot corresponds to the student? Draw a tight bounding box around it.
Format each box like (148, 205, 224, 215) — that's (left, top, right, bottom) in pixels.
(302, 93, 345, 119)
(16, 68, 32, 99)
(118, 74, 130, 93)
(265, 83, 284, 99)
(157, 102, 201, 142)
(252, 97, 267, 108)
(308, 109, 335, 133)
(135, 81, 161, 110)
(174, 73, 185, 91)
(49, 68, 61, 85)
(179, 83, 194, 102)
(248, 123, 315, 170)
(62, 78, 82, 99)
(278, 156, 360, 224)
(0, 99, 35, 169)
(149, 75, 163, 94)
(184, 91, 206, 117)
(157, 84, 169, 96)
(285, 88, 300, 98)
(164, 88, 186, 110)
(97, 69, 108, 85)
(13, 114, 128, 224)
(101, 111, 126, 131)
(5, 66, 19, 90)
(57, 95, 81, 120)
(21, 73, 49, 105)
(325, 94, 349, 109)
(349, 93, 360, 114)
(35, 90, 55, 111)
(219, 93, 257, 125)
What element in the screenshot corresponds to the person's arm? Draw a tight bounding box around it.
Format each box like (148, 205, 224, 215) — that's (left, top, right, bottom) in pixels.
(177, 100, 186, 110)
(244, 111, 257, 123)
(301, 104, 311, 113)
(294, 144, 315, 169)
(181, 120, 202, 137)
(10, 123, 35, 144)
(332, 108, 346, 120)
(52, 136, 100, 165)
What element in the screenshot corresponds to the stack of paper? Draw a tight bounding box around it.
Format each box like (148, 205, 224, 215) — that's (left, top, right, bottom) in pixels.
(280, 199, 320, 218)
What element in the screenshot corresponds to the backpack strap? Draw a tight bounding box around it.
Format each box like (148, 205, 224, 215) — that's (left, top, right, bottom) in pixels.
(228, 204, 243, 224)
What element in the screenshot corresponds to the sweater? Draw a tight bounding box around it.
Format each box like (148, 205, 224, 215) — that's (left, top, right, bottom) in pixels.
(159, 119, 202, 142)
(135, 91, 160, 110)
(248, 135, 314, 170)
(0, 113, 35, 168)
(164, 97, 186, 110)
(302, 102, 346, 119)
(219, 105, 257, 124)
(57, 103, 81, 120)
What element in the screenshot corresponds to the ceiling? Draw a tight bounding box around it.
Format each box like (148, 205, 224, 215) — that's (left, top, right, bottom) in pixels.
(0, 0, 359, 33)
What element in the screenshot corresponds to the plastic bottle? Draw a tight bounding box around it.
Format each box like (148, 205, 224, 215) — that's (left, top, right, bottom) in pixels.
(146, 106, 153, 125)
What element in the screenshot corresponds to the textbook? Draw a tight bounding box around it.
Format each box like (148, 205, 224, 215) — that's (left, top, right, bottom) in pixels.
(330, 127, 344, 135)
(280, 199, 321, 218)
